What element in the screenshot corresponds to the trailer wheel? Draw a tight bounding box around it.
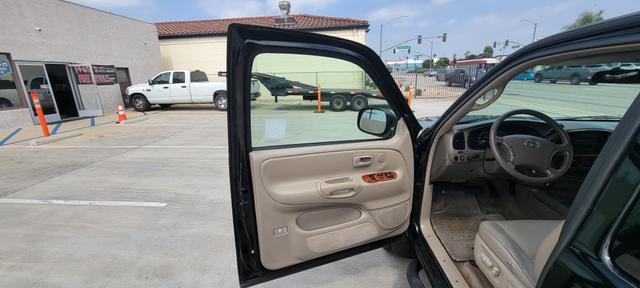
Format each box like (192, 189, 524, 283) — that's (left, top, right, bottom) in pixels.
(349, 95, 367, 111)
(329, 94, 347, 112)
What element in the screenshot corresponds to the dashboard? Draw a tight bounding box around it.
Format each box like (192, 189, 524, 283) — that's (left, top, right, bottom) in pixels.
(431, 119, 616, 182)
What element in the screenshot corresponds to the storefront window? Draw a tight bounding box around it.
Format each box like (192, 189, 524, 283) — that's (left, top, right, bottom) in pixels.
(0, 54, 22, 110)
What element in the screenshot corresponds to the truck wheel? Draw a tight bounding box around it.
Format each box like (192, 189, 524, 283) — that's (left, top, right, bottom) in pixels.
(534, 74, 542, 83)
(570, 75, 581, 85)
(159, 104, 173, 109)
(214, 92, 228, 111)
(329, 94, 347, 112)
(132, 94, 150, 112)
(349, 95, 367, 111)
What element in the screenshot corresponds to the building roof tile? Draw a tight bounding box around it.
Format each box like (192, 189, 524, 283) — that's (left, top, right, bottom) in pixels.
(155, 14, 369, 38)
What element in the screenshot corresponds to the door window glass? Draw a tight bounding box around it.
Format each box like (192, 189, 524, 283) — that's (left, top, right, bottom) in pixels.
(0, 54, 22, 110)
(172, 72, 185, 84)
(18, 64, 57, 116)
(610, 195, 640, 283)
(151, 72, 170, 85)
(250, 53, 392, 148)
(190, 70, 208, 82)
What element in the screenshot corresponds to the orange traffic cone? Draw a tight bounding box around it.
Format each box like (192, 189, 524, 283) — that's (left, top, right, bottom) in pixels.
(116, 104, 127, 123)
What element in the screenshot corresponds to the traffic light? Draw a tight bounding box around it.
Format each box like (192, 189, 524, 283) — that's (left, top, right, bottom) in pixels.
(441, 33, 447, 42)
(417, 35, 422, 44)
(493, 41, 497, 48)
(504, 39, 509, 47)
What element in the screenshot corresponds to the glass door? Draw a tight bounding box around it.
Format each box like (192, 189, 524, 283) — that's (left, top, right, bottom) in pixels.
(17, 63, 61, 124)
(68, 64, 103, 117)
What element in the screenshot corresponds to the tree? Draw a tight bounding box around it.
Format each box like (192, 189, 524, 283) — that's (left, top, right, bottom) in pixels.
(479, 46, 494, 58)
(422, 59, 434, 68)
(564, 10, 604, 30)
(465, 54, 480, 60)
(435, 57, 450, 68)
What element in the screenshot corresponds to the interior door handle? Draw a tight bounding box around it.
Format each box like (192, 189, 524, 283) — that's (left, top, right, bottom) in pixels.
(353, 156, 373, 168)
(319, 177, 361, 199)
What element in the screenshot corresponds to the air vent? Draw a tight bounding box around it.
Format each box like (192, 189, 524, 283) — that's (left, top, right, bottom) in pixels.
(452, 132, 466, 150)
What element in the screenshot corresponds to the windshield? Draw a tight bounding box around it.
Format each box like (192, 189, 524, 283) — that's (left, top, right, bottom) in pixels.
(459, 64, 638, 123)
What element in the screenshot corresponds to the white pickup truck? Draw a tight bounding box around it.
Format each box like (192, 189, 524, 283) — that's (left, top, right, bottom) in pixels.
(125, 70, 260, 111)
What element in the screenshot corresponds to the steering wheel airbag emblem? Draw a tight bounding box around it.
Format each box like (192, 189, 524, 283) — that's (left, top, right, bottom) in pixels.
(524, 138, 540, 149)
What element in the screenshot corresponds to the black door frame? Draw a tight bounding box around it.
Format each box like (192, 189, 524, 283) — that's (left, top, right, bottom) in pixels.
(227, 23, 423, 287)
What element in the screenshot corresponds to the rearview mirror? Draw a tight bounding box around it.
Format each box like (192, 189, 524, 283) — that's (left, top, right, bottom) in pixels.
(357, 108, 396, 137)
(591, 69, 640, 84)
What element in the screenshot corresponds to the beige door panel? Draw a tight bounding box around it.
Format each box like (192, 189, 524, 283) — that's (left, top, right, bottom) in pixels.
(250, 120, 414, 270)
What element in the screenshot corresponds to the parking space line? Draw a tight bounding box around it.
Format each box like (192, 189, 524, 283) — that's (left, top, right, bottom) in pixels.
(50, 123, 62, 135)
(0, 198, 168, 207)
(0, 128, 22, 146)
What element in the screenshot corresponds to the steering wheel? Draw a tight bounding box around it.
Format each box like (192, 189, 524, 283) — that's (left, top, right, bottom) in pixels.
(489, 109, 573, 184)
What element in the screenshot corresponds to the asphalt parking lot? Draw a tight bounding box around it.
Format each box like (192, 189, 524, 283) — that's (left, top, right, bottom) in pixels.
(0, 104, 430, 288)
(0, 80, 636, 288)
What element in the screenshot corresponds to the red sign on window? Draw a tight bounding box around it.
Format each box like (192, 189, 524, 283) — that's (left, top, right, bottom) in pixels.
(73, 65, 93, 84)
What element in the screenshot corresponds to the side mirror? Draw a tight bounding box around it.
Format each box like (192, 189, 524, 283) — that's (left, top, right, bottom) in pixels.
(148, 79, 152, 85)
(357, 108, 396, 137)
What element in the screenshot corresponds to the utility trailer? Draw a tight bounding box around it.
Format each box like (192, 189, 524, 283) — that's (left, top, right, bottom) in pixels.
(251, 73, 384, 111)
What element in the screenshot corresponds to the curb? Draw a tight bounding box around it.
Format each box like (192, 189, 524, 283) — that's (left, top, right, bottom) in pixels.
(28, 132, 83, 146)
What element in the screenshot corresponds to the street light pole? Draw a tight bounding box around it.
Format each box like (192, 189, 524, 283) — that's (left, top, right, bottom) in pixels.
(379, 16, 408, 57)
(430, 39, 434, 70)
(521, 19, 538, 43)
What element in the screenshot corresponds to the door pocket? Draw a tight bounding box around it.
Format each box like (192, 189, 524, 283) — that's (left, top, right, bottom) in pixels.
(296, 207, 362, 231)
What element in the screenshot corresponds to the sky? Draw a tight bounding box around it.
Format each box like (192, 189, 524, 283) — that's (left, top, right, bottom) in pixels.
(70, 0, 640, 61)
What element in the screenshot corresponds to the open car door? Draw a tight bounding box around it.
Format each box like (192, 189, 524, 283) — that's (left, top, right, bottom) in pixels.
(227, 24, 423, 286)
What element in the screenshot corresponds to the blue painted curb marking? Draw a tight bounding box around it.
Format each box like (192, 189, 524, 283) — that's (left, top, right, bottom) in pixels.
(0, 128, 22, 146)
(90, 117, 95, 127)
(50, 123, 62, 135)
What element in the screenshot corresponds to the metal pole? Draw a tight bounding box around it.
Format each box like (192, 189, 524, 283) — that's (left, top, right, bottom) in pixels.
(379, 24, 383, 56)
(532, 22, 537, 43)
(429, 40, 434, 70)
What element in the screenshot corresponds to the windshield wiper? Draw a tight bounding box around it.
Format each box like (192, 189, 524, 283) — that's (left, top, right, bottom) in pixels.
(557, 115, 622, 121)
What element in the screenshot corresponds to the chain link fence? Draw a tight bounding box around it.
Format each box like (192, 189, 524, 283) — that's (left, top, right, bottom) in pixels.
(389, 68, 485, 99)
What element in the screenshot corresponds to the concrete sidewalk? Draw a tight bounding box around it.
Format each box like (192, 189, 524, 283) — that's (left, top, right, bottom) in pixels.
(0, 109, 150, 146)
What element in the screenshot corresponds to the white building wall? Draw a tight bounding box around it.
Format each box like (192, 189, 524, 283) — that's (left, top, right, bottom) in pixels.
(158, 27, 368, 82)
(0, 0, 162, 127)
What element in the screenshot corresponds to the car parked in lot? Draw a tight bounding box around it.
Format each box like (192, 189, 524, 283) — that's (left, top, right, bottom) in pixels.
(435, 69, 450, 81)
(618, 62, 640, 70)
(225, 13, 640, 288)
(514, 69, 535, 80)
(533, 64, 609, 85)
(445, 68, 475, 87)
(126, 69, 260, 112)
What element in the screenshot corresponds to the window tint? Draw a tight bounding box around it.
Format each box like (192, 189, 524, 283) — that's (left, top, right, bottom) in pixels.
(172, 72, 185, 84)
(610, 195, 640, 283)
(250, 53, 392, 148)
(190, 70, 208, 82)
(151, 72, 170, 85)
